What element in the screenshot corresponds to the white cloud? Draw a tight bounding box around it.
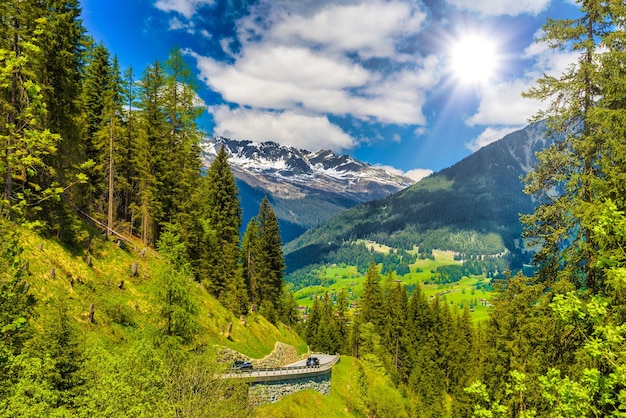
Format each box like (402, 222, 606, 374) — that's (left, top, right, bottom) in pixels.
(181, 0, 439, 153)
(210, 106, 357, 152)
(465, 78, 542, 126)
(375, 165, 433, 182)
(466, 126, 523, 151)
(446, 0, 550, 16)
(404, 168, 433, 181)
(267, 1, 428, 58)
(154, 0, 214, 19)
(466, 29, 579, 127)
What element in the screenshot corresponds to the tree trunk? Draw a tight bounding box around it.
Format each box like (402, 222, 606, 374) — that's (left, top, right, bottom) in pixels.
(107, 115, 114, 238)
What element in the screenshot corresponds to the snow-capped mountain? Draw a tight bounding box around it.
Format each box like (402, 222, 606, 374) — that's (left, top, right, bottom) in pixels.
(201, 136, 415, 243)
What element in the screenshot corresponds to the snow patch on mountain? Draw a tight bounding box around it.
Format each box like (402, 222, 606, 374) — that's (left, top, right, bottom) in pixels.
(201, 136, 415, 202)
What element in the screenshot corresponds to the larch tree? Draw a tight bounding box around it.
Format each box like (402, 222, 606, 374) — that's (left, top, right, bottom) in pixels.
(0, 4, 62, 223)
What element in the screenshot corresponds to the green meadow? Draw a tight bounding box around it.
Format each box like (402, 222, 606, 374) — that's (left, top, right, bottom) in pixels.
(292, 249, 495, 323)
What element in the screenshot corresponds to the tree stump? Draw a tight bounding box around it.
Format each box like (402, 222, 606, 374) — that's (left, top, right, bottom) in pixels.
(89, 303, 95, 323)
(226, 322, 233, 339)
(86, 255, 92, 267)
(131, 262, 138, 277)
(38, 243, 43, 251)
(140, 248, 146, 258)
(118, 280, 124, 290)
(50, 267, 55, 278)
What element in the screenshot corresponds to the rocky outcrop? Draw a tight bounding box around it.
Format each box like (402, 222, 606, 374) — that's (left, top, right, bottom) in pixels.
(217, 341, 300, 368)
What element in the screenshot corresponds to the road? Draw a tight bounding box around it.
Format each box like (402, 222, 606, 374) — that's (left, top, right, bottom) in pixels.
(222, 354, 340, 381)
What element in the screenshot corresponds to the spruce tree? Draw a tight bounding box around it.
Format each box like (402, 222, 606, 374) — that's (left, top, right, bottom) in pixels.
(361, 261, 384, 328)
(305, 295, 322, 349)
(241, 218, 259, 306)
(135, 60, 168, 244)
(155, 230, 199, 345)
(256, 196, 285, 314)
(521, 0, 613, 292)
(198, 146, 244, 310)
(80, 41, 113, 215)
(37, 0, 86, 179)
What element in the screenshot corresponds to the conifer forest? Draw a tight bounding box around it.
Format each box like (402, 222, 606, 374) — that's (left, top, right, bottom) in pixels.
(1, 1, 626, 416)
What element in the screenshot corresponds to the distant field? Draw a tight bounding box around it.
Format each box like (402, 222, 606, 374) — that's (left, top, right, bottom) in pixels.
(292, 250, 495, 323)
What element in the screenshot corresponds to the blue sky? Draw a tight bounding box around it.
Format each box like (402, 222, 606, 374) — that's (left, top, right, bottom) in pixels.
(81, 0, 579, 180)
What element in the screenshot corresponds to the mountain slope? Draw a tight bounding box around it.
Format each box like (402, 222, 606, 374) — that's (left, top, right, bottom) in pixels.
(284, 123, 549, 272)
(201, 137, 415, 243)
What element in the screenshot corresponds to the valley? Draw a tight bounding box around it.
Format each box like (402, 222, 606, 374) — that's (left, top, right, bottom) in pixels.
(290, 248, 495, 322)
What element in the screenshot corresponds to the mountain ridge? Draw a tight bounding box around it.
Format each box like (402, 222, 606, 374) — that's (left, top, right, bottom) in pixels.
(283, 122, 549, 273)
(200, 136, 416, 242)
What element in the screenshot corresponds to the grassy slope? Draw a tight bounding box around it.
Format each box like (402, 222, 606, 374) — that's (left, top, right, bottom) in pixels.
(254, 356, 392, 418)
(19, 227, 306, 360)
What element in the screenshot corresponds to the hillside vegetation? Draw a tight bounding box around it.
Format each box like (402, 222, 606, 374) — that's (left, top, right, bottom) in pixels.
(0, 224, 306, 416)
(283, 124, 544, 275)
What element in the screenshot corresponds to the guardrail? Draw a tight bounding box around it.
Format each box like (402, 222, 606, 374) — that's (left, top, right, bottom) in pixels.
(222, 354, 340, 381)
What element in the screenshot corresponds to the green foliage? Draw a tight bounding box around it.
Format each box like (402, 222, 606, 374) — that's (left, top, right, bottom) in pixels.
(0, 221, 34, 398)
(154, 231, 199, 345)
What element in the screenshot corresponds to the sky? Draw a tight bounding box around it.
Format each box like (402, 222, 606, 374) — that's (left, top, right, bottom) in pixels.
(81, 0, 580, 180)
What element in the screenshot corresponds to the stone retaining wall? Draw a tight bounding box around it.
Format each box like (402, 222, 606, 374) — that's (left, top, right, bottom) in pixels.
(248, 372, 332, 405)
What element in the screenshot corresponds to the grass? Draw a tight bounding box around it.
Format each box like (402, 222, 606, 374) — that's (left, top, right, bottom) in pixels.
(292, 248, 495, 323)
(18, 227, 307, 360)
(253, 356, 372, 417)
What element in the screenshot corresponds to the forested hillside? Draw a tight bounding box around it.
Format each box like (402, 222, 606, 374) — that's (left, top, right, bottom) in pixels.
(0, 1, 297, 415)
(2, 1, 626, 417)
(283, 122, 547, 277)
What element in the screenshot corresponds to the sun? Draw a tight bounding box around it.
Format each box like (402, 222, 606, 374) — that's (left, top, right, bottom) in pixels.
(448, 34, 500, 85)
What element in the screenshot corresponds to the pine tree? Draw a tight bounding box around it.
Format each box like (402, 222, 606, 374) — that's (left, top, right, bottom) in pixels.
(161, 48, 203, 224)
(118, 65, 140, 231)
(334, 288, 350, 353)
(381, 275, 408, 378)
